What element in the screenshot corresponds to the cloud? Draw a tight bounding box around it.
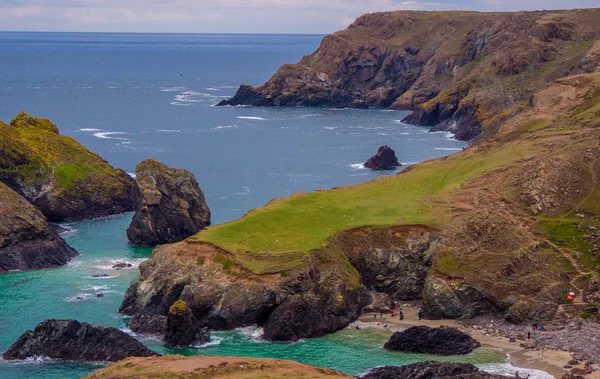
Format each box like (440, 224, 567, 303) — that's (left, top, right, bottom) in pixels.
(0, 0, 597, 33)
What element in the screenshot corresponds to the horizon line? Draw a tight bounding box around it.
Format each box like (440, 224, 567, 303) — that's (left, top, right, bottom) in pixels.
(0, 30, 327, 36)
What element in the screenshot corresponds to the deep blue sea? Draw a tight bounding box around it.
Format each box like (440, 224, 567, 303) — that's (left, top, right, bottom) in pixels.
(0, 32, 549, 379)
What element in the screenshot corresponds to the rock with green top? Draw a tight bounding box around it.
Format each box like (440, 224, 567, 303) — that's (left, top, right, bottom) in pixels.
(126, 159, 211, 246)
(165, 300, 209, 347)
(0, 112, 134, 222)
(0, 182, 78, 272)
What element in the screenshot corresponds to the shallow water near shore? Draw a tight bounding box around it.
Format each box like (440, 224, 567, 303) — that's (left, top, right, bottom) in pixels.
(0, 32, 531, 379)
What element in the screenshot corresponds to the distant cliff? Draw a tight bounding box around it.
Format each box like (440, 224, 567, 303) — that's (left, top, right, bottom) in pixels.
(219, 9, 600, 140)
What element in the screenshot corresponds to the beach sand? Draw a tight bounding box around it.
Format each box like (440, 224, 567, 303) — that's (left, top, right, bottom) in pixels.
(357, 305, 578, 379)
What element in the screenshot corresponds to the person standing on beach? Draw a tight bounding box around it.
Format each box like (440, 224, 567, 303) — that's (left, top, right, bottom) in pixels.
(399, 310, 404, 320)
(417, 309, 423, 320)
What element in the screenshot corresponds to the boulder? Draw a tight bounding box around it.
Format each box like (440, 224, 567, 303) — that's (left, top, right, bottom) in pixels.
(0, 113, 134, 222)
(126, 159, 210, 246)
(361, 361, 509, 379)
(364, 145, 401, 170)
(2, 319, 159, 362)
(0, 182, 78, 272)
(165, 300, 210, 347)
(384, 325, 481, 355)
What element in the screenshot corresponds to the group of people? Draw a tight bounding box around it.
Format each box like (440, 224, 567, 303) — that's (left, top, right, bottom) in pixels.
(372, 307, 424, 322)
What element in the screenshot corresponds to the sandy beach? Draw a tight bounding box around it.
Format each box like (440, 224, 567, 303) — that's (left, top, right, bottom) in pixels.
(356, 305, 578, 379)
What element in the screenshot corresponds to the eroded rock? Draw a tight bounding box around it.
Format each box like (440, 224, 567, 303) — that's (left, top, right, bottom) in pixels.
(2, 319, 159, 362)
(364, 146, 401, 170)
(126, 159, 210, 246)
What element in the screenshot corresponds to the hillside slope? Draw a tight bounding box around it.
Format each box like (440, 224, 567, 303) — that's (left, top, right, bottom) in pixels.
(0, 112, 134, 221)
(220, 9, 600, 140)
(122, 73, 600, 341)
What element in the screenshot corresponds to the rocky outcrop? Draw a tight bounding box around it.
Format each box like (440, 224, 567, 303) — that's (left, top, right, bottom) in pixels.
(334, 226, 439, 300)
(2, 319, 159, 362)
(126, 159, 210, 246)
(364, 146, 401, 170)
(119, 225, 442, 342)
(165, 300, 210, 347)
(0, 182, 78, 273)
(119, 240, 368, 342)
(384, 326, 481, 355)
(361, 362, 508, 379)
(0, 112, 134, 222)
(218, 10, 600, 141)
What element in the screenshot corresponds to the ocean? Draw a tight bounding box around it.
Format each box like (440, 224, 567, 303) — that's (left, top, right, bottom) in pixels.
(0, 32, 548, 379)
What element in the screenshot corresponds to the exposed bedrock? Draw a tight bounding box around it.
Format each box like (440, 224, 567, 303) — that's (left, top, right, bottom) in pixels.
(119, 226, 438, 342)
(0, 182, 78, 273)
(2, 319, 159, 362)
(126, 159, 211, 246)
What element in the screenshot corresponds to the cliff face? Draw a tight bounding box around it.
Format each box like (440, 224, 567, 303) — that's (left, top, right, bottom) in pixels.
(127, 159, 211, 247)
(119, 226, 437, 342)
(219, 9, 600, 140)
(0, 112, 134, 222)
(0, 182, 78, 273)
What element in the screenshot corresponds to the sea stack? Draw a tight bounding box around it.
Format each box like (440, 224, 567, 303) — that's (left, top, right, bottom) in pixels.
(2, 319, 159, 362)
(0, 182, 78, 273)
(126, 159, 211, 246)
(364, 145, 401, 169)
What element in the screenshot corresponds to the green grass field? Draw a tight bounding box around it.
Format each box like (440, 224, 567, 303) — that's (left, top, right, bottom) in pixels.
(191, 139, 528, 254)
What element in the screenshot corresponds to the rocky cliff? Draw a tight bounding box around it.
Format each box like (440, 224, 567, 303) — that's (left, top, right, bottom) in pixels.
(127, 159, 210, 246)
(219, 9, 600, 140)
(0, 112, 134, 222)
(361, 362, 509, 379)
(0, 182, 78, 273)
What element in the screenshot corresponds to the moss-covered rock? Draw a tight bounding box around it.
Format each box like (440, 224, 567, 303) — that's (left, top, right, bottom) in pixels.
(0, 182, 78, 272)
(126, 159, 211, 246)
(0, 112, 134, 222)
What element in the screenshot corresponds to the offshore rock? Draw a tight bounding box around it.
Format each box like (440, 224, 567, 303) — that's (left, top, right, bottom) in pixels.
(165, 300, 210, 347)
(2, 319, 159, 362)
(361, 361, 509, 379)
(364, 145, 401, 170)
(384, 325, 481, 355)
(0, 112, 134, 222)
(0, 182, 78, 273)
(126, 159, 211, 246)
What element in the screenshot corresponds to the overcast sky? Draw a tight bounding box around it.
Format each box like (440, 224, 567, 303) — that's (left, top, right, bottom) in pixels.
(1, 1, 599, 34)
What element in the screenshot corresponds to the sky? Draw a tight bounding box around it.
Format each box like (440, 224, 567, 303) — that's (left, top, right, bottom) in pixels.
(0, 0, 599, 34)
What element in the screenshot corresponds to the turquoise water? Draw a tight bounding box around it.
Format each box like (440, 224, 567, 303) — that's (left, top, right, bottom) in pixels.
(0, 213, 514, 379)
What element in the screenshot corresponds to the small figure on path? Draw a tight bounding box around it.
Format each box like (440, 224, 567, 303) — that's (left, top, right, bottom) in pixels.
(399, 310, 404, 321)
(417, 309, 423, 320)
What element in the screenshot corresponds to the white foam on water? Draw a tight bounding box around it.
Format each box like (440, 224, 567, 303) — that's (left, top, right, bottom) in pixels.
(350, 163, 366, 169)
(161, 87, 186, 92)
(478, 363, 554, 379)
(324, 126, 337, 130)
(193, 336, 223, 348)
(91, 258, 146, 271)
(214, 125, 238, 130)
(157, 129, 181, 133)
(93, 131, 128, 140)
(81, 285, 109, 291)
(68, 293, 92, 302)
(434, 147, 462, 151)
(78, 128, 103, 132)
(235, 186, 251, 195)
(445, 131, 456, 140)
(378, 133, 388, 136)
(237, 116, 265, 120)
(127, 172, 136, 179)
(235, 325, 265, 341)
(204, 87, 220, 91)
(120, 327, 136, 336)
(170, 101, 191, 106)
(400, 132, 410, 135)
(87, 275, 117, 280)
